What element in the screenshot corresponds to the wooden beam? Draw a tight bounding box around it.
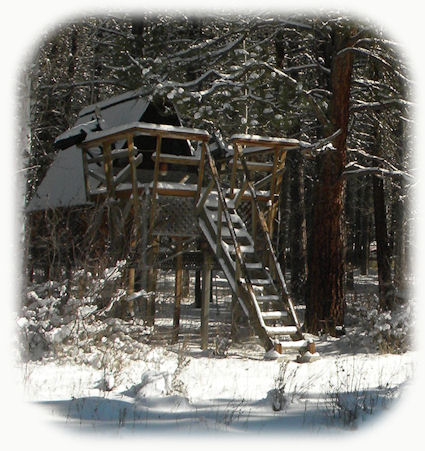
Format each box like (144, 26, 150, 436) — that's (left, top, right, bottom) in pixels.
(151, 152, 201, 166)
(102, 141, 115, 198)
(127, 134, 141, 249)
(201, 246, 212, 350)
(113, 153, 143, 186)
(80, 149, 91, 200)
(82, 122, 210, 148)
(172, 237, 184, 344)
(229, 144, 239, 196)
(87, 147, 146, 164)
(229, 160, 275, 172)
(268, 149, 287, 238)
(196, 142, 207, 203)
(234, 177, 250, 209)
(149, 136, 162, 238)
(195, 178, 215, 214)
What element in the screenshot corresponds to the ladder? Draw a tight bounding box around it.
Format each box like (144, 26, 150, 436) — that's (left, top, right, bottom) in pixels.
(196, 143, 307, 352)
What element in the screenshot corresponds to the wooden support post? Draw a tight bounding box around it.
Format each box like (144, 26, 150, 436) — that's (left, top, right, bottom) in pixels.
(102, 140, 120, 249)
(80, 148, 91, 201)
(216, 197, 223, 259)
(251, 197, 257, 246)
(149, 136, 162, 237)
(201, 246, 212, 350)
(196, 141, 207, 203)
(268, 148, 287, 239)
(231, 293, 244, 343)
(268, 147, 279, 233)
(172, 237, 183, 344)
(230, 144, 240, 196)
(195, 269, 202, 308)
(182, 269, 190, 298)
(146, 237, 158, 326)
(127, 134, 141, 230)
(127, 267, 135, 317)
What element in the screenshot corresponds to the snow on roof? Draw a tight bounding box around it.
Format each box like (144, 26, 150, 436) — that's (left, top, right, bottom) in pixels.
(27, 146, 88, 212)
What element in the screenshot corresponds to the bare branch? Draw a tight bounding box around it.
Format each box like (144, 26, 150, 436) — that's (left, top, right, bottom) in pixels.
(343, 162, 413, 181)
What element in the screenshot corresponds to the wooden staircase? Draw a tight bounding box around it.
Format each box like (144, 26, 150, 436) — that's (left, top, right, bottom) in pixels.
(196, 144, 308, 353)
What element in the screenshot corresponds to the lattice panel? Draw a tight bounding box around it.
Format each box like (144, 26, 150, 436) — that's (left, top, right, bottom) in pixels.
(154, 196, 200, 237)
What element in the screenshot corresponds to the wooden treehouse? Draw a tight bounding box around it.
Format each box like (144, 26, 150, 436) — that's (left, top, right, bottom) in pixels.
(28, 89, 315, 356)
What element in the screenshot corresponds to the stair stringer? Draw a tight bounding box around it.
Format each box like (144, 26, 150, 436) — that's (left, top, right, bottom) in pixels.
(199, 205, 283, 351)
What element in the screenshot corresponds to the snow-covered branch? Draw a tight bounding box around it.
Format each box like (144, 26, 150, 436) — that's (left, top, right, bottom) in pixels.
(348, 148, 400, 172)
(343, 162, 413, 181)
(350, 98, 411, 113)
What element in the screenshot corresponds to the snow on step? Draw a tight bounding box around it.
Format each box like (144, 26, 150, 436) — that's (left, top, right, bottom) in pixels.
(209, 211, 242, 224)
(278, 340, 310, 350)
(205, 197, 235, 209)
(228, 245, 255, 254)
(221, 227, 250, 238)
(257, 295, 280, 302)
(265, 325, 298, 336)
(245, 262, 263, 270)
(241, 278, 271, 285)
(261, 311, 288, 320)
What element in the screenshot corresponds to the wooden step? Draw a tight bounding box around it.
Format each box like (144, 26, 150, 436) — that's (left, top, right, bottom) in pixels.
(228, 244, 255, 254)
(265, 325, 298, 336)
(221, 227, 250, 239)
(257, 294, 280, 302)
(209, 211, 242, 225)
(205, 197, 235, 209)
(241, 278, 271, 286)
(261, 311, 288, 320)
(278, 340, 310, 350)
(245, 262, 263, 270)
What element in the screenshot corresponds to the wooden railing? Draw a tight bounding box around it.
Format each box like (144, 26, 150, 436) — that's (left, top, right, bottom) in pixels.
(231, 141, 301, 331)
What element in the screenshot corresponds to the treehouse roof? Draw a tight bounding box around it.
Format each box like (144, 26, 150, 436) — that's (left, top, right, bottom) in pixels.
(27, 90, 187, 212)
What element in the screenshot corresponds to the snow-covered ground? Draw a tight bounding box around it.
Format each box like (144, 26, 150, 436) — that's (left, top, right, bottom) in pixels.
(10, 269, 419, 443)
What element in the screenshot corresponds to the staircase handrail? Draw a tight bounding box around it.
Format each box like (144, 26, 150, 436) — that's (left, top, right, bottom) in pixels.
(232, 143, 301, 331)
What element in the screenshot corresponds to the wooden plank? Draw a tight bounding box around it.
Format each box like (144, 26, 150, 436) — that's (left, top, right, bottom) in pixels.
(230, 159, 274, 172)
(88, 169, 106, 184)
(151, 152, 201, 166)
(261, 311, 288, 320)
(114, 153, 143, 186)
(234, 177, 249, 208)
(87, 147, 146, 163)
(195, 179, 215, 214)
(82, 121, 210, 148)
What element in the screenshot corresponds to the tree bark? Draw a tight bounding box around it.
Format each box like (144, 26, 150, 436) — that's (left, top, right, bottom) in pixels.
(305, 28, 354, 335)
(372, 175, 394, 310)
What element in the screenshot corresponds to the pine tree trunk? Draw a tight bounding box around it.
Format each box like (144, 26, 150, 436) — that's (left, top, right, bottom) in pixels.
(305, 29, 354, 335)
(372, 175, 394, 310)
(345, 178, 356, 290)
